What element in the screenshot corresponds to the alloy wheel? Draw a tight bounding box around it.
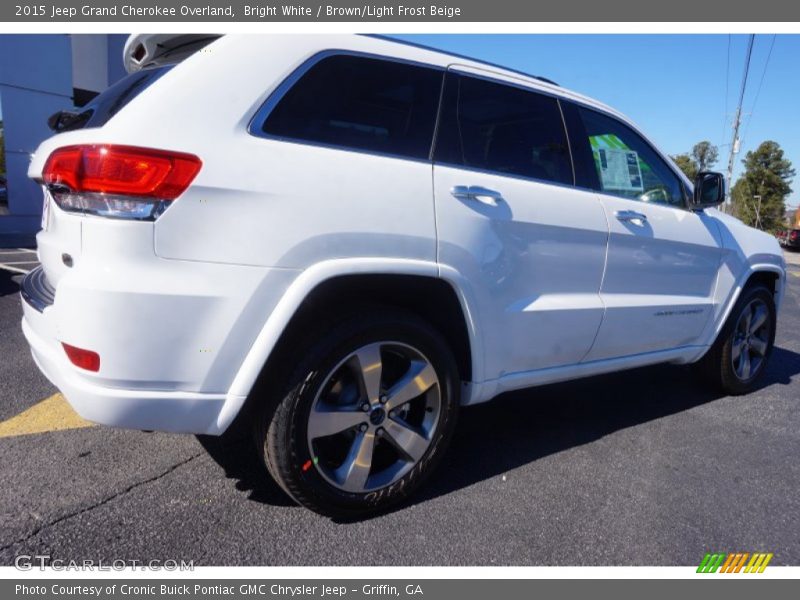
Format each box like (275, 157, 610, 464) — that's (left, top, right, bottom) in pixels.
(306, 342, 441, 493)
(731, 298, 771, 381)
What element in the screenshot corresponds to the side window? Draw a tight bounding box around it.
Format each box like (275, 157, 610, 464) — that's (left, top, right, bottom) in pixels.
(575, 106, 685, 207)
(434, 73, 573, 185)
(261, 55, 443, 160)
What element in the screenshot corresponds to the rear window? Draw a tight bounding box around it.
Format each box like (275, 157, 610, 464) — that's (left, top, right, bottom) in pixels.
(261, 55, 443, 160)
(57, 66, 172, 132)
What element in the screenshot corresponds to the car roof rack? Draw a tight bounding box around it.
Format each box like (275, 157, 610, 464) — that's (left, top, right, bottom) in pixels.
(365, 34, 560, 87)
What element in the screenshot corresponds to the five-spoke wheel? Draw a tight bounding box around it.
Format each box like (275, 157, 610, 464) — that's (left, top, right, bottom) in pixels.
(307, 342, 441, 493)
(699, 283, 776, 395)
(256, 309, 459, 517)
(731, 298, 771, 382)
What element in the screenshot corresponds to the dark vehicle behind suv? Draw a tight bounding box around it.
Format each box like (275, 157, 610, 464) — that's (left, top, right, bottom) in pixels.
(777, 228, 800, 249)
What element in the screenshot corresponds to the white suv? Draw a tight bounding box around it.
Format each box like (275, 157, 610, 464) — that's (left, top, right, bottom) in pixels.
(21, 35, 786, 517)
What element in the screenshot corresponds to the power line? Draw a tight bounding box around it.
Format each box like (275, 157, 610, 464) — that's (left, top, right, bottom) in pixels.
(725, 34, 755, 211)
(738, 36, 755, 108)
(721, 34, 731, 148)
(741, 34, 777, 147)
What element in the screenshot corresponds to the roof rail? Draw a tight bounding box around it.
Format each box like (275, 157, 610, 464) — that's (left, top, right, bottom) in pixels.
(365, 34, 559, 87)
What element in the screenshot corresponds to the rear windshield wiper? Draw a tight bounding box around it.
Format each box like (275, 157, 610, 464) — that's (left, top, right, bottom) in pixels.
(47, 109, 92, 133)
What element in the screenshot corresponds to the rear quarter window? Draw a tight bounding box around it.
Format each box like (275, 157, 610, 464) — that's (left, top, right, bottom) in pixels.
(260, 54, 444, 160)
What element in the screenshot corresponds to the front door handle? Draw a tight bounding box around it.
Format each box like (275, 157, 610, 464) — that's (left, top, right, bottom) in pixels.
(450, 185, 504, 206)
(615, 210, 648, 223)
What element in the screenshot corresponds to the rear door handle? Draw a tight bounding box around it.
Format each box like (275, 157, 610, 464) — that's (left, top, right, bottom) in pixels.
(615, 210, 648, 223)
(450, 185, 504, 206)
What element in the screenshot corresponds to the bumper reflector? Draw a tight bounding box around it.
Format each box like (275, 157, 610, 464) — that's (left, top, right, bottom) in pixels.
(62, 343, 101, 372)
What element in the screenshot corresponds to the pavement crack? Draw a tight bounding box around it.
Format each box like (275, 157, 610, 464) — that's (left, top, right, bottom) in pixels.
(0, 451, 204, 553)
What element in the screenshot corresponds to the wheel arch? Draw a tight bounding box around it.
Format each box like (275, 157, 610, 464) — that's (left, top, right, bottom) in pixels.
(701, 263, 785, 357)
(745, 268, 783, 298)
(215, 259, 482, 435)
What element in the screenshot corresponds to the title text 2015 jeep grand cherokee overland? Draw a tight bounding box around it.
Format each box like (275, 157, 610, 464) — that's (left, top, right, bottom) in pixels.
(21, 35, 786, 517)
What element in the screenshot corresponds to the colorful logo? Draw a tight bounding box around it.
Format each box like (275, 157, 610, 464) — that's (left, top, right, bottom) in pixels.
(697, 552, 773, 573)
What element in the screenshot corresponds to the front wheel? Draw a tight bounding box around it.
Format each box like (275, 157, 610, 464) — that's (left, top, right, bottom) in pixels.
(256, 309, 460, 518)
(699, 284, 777, 395)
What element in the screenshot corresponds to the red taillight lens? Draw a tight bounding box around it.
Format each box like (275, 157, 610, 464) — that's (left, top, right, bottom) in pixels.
(62, 343, 100, 372)
(44, 145, 201, 200)
(791, 231, 798, 241)
(42, 145, 201, 220)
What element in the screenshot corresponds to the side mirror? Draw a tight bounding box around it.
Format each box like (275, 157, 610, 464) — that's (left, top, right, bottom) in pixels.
(691, 171, 725, 210)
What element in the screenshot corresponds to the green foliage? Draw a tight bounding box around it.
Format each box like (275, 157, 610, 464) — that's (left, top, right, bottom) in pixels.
(671, 153, 698, 180)
(670, 141, 718, 182)
(732, 141, 795, 233)
(692, 141, 719, 172)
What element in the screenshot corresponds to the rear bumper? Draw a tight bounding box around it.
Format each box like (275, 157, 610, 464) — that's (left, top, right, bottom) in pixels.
(21, 303, 234, 435)
(18, 231, 298, 435)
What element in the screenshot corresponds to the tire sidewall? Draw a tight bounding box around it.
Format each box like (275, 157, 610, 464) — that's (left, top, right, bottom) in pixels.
(266, 312, 460, 516)
(719, 285, 777, 392)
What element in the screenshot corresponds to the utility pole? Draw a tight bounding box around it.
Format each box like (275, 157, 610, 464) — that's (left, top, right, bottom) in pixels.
(725, 119, 741, 213)
(725, 34, 755, 214)
(753, 194, 762, 229)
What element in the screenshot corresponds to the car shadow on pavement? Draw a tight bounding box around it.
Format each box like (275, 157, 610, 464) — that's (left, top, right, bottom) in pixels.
(196, 433, 297, 507)
(0, 271, 21, 297)
(411, 346, 800, 511)
(201, 345, 800, 520)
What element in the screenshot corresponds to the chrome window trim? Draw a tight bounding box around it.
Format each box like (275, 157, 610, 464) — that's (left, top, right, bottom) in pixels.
(247, 47, 691, 211)
(434, 69, 577, 188)
(441, 65, 692, 205)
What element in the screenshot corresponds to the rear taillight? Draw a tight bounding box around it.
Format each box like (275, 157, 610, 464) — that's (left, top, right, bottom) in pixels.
(791, 231, 798, 241)
(42, 145, 202, 220)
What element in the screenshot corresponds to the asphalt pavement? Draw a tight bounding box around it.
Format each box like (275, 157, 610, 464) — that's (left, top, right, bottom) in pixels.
(0, 253, 798, 566)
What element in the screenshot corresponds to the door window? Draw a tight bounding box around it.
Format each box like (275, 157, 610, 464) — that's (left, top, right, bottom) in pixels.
(434, 73, 573, 185)
(574, 106, 686, 207)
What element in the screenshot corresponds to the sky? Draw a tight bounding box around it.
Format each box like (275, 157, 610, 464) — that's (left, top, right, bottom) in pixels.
(394, 34, 800, 209)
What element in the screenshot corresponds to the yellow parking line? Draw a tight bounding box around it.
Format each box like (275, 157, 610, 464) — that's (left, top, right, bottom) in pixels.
(0, 393, 95, 438)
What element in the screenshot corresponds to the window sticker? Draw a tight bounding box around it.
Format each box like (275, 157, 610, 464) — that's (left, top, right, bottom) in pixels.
(590, 134, 644, 192)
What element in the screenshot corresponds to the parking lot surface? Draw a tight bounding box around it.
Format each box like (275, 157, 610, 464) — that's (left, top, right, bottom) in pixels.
(0, 252, 798, 566)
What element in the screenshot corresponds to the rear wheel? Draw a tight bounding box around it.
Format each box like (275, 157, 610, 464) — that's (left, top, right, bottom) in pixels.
(256, 309, 459, 518)
(699, 284, 776, 395)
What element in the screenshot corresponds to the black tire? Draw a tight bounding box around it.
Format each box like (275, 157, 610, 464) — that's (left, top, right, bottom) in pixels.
(255, 308, 460, 518)
(698, 284, 776, 395)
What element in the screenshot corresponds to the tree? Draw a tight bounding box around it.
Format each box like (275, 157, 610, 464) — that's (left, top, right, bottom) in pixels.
(692, 141, 719, 172)
(732, 141, 795, 232)
(731, 178, 756, 224)
(671, 153, 698, 180)
(670, 141, 719, 181)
